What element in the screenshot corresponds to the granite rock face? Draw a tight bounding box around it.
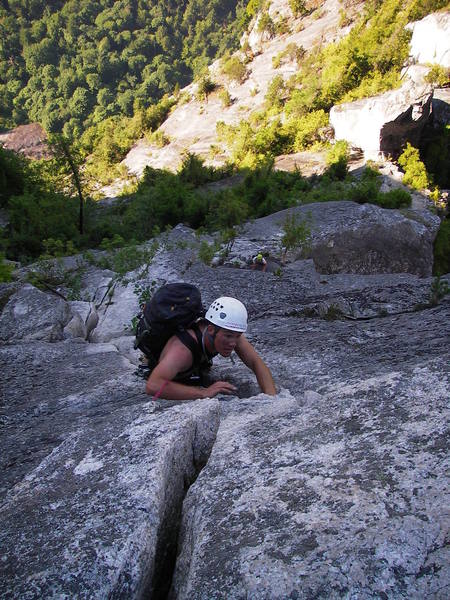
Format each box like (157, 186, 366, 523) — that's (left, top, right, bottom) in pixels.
(171, 301, 450, 599)
(89, 279, 140, 343)
(0, 284, 71, 343)
(329, 82, 433, 161)
(1, 209, 449, 598)
(0, 337, 219, 598)
(407, 11, 450, 68)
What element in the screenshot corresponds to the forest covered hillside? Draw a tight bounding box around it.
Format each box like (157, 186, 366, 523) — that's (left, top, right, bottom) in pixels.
(0, 0, 247, 135)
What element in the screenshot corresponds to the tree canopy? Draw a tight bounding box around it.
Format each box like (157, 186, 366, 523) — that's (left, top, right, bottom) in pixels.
(0, 0, 247, 133)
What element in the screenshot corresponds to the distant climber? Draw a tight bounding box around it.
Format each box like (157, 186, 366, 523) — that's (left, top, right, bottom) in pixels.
(251, 253, 267, 272)
(140, 290, 276, 400)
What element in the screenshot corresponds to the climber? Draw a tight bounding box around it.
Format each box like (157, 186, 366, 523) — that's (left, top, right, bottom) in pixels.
(251, 252, 267, 272)
(145, 296, 276, 400)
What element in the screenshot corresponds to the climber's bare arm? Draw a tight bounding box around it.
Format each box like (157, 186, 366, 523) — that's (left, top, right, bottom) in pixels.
(146, 338, 236, 400)
(235, 336, 276, 395)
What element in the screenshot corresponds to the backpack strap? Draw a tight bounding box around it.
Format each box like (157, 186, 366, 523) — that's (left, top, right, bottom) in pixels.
(175, 325, 203, 366)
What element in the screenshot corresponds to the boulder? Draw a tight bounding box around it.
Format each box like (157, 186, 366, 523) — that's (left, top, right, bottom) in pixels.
(330, 82, 433, 161)
(321, 10, 450, 162)
(89, 281, 139, 343)
(63, 300, 94, 339)
(0, 284, 71, 343)
(110, 334, 142, 366)
(63, 311, 87, 339)
(68, 300, 92, 324)
(274, 151, 329, 176)
(227, 201, 440, 276)
(78, 266, 115, 304)
(407, 11, 450, 68)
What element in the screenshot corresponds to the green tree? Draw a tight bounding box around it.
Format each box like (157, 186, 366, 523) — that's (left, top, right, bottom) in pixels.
(258, 13, 275, 36)
(0, 0, 246, 130)
(279, 211, 311, 263)
(218, 88, 232, 107)
(289, 0, 307, 17)
(47, 134, 87, 234)
(207, 189, 248, 230)
(178, 152, 215, 186)
(7, 190, 80, 260)
(265, 74, 286, 110)
(221, 55, 247, 83)
(325, 140, 349, 181)
(424, 64, 450, 86)
(0, 145, 29, 208)
(291, 110, 329, 151)
(398, 143, 430, 190)
(246, 0, 264, 18)
(196, 73, 216, 102)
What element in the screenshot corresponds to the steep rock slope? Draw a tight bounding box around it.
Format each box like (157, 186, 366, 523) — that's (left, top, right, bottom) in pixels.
(121, 0, 355, 177)
(1, 203, 449, 597)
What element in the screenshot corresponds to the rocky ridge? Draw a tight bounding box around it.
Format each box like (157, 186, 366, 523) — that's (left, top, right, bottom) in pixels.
(115, 2, 449, 183)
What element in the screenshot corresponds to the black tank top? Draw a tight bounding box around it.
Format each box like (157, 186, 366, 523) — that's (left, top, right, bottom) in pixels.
(174, 322, 214, 383)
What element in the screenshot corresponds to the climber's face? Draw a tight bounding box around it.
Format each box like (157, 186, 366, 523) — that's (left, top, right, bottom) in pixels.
(207, 324, 242, 357)
(215, 328, 242, 356)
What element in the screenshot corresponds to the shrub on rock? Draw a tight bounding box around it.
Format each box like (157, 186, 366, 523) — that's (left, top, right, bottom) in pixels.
(398, 143, 430, 190)
(376, 188, 412, 209)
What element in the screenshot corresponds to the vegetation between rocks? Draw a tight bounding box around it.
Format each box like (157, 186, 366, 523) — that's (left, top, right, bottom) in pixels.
(2, 144, 437, 270)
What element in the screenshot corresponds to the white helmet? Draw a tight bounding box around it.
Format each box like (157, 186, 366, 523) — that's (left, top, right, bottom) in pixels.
(205, 297, 248, 332)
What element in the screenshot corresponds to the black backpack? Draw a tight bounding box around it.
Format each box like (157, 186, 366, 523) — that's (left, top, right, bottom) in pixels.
(134, 282, 205, 369)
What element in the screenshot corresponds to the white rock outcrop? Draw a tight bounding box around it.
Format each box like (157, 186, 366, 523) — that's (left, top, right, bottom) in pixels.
(0, 284, 71, 343)
(330, 11, 449, 161)
(329, 82, 433, 161)
(407, 11, 450, 68)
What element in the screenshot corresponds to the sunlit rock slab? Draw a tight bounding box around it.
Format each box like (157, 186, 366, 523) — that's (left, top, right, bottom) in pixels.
(171, 297, 450, 599)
